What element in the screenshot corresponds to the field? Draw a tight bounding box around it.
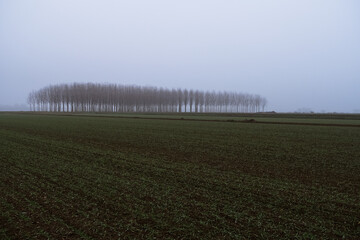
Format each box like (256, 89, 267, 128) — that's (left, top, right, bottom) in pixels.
(0, 112, 359, 239)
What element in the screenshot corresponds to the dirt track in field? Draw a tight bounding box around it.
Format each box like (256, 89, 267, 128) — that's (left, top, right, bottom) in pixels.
(14, 112, 360, 128)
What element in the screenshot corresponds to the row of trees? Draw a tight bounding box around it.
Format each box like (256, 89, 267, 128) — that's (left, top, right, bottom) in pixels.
(28, 83, 267, 113)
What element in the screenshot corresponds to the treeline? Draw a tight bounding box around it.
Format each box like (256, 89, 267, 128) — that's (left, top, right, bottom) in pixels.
(27, 83, 267, 113)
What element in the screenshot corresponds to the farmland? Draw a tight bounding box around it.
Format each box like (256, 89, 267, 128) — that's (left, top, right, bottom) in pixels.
(0, 112, 359, 239)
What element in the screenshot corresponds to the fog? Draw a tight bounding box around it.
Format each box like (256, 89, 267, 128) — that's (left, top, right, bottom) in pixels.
(1, 0, 359, 112)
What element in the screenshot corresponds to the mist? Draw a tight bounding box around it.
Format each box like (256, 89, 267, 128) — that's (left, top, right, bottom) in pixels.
(1, 0, 359, 112)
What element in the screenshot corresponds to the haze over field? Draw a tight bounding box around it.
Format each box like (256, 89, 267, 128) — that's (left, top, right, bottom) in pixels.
(1, 0, 359, 112)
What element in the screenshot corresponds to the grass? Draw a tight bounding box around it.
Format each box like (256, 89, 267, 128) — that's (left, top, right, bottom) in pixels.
(0, 112, 359, 239)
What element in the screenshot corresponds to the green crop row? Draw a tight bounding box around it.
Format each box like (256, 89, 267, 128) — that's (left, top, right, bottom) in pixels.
(0, 113, 359, 239)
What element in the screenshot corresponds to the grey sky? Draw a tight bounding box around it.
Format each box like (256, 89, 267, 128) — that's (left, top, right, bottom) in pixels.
(1, 0, 359, 112)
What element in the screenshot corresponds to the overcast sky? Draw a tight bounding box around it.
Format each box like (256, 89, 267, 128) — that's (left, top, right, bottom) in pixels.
(1, 0, 359, 112)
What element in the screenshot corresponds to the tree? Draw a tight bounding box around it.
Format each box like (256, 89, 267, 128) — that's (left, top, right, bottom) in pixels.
(28, 83, 267, 114)
(183, 89, 188, 112)
(189, 90, 194, 113)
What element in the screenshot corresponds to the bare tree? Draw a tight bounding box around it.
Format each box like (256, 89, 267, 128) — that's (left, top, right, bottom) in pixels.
(28, 83, 267, 114)
(189, 90, 194, 113)
(183, 89, 188, 112)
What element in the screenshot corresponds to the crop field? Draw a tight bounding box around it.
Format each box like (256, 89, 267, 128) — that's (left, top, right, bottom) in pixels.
(0, 112, 359, 239)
